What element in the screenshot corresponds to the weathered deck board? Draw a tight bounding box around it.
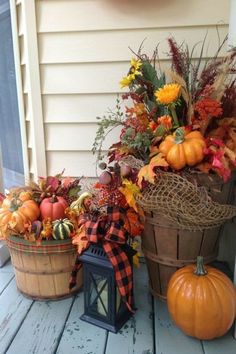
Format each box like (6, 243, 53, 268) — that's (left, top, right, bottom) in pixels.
(105, 264, 154, 354)
(154, 299, 204, 354)
(0, 242, 10, 267)
(0, 260, 13, 274)
(0, 272, 14, 294)
(56, 292, 107, 354)
(203, 330, 236, 354)
(0, 280, 33, 353)
(6, 297, 74, 354)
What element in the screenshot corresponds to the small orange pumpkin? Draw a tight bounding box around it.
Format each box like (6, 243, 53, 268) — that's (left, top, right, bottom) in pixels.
(0, 209, 28, 234)
(167, 256, 236, 340)
(0, 198, 40, 235)
(159, 128, 206, 170)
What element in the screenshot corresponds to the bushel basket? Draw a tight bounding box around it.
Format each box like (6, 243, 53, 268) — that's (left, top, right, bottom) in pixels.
(141, 173, 236, 300)
(6, 236, 82, 300)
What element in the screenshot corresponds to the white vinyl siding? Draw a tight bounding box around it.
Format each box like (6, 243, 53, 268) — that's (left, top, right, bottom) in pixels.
(11, 0, 230, 178)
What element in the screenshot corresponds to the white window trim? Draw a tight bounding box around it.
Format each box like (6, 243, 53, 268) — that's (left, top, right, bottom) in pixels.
(10, 0, 47, 181)
(9, 0, 29, 182)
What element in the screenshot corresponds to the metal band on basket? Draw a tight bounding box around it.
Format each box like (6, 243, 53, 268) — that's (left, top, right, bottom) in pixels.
(6, 236, 76, 254)
(142, 247, 218, 267)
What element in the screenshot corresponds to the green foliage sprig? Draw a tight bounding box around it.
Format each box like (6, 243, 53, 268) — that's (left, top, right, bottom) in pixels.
(92, 97, 124, 161)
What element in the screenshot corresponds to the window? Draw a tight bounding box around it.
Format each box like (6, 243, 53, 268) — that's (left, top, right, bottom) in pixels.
(0, 0, 24, 190)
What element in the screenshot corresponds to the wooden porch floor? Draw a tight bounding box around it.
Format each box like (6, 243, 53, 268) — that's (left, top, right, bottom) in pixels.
(0, 261, 236, 354)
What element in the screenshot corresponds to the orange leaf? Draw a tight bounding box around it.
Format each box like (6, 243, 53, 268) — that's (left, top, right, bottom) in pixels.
(149, 153, 169, 170)
(119, 180, 140, 212)
(72, 226, 89, 254)
(124, 208, 144, 237)
(149, 146, 159, 158)
(62, 177, 74, 188)
(137, 165, 155, 187)
(138, 153, 169, 187)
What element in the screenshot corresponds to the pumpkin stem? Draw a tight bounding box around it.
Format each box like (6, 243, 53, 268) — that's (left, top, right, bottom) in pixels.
(194, 256, 208, 276)
(51, 194, 58, 203)
(174, 127, 185, 144)
(9, 198, 20, 212)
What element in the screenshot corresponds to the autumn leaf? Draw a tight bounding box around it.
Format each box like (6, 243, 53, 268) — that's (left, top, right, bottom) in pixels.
(195, 162, 212, 174)
(124, 208, 144, 236)
(46, 176, 60, 192)
(137, 165, 155, 187)
(149, 146, 159, 158)
(119, 179, 141, 212)
(72, 226, 89, 254)
(138, 153, 169, 187)
(149, 153, 169, 170)
(62, 177, 74, 188)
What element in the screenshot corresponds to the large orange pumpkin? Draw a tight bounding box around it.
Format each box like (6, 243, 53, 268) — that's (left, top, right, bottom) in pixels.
(40, 195, 68, 221)
(159, 128, 206, 170)
(0, 198, 40, 235)
(1, 190, 32, 209)
(167, 256, 236, 340)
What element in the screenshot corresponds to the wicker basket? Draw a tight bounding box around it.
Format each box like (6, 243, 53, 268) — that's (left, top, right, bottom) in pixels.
(6, 236, 82, 300)
(142, 173, 235, 300)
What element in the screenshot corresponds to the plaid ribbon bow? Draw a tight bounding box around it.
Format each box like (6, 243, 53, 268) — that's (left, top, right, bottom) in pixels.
(69, 206, 134, 312)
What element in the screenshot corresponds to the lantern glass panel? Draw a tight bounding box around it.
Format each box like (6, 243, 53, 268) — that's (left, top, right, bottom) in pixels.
(89, 273, 109, 318)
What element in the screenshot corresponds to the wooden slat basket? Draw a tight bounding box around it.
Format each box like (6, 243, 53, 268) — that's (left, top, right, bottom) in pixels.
(142, 173, 235, 300)
(6, 236, 82, 300)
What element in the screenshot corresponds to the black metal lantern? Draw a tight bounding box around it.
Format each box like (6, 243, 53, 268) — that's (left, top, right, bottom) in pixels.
(78, 243, 135, 333)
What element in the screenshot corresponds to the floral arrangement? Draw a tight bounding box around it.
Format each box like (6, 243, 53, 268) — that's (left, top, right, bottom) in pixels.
(88, 37, 236, 315)
(69, 162, 143, 268)
(93, 37, 236, 184)
(0, 168, 142, 265)
(0, 171, 82, 242)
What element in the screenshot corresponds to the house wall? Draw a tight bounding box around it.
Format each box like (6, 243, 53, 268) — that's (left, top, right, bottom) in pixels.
(10, 0, 230, 180)
(10, 0, 234, 269)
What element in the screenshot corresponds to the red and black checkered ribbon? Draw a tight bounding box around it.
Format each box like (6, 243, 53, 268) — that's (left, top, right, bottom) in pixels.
(69, 206, 134, 312)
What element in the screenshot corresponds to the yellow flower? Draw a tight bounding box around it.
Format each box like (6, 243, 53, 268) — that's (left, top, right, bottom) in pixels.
(130, 57, 142, 76)
(120, 58, 142, 88)
(120, 74, 135, 88)
(155, 83, 181, 105)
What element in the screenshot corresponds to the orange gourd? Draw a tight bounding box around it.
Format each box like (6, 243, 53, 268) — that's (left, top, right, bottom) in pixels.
(0, 197, 40, 235)
(167, 256, 236, 340)
(159, 128, 206, 170)
(18, 190, 32, 202)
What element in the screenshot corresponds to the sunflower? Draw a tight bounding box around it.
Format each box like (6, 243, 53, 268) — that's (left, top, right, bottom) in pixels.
(155, 83, 181, 105)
